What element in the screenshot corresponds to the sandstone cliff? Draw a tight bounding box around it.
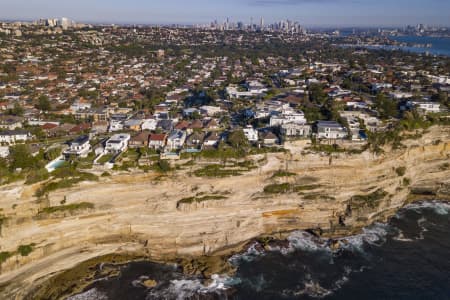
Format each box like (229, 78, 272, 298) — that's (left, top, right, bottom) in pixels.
(0, 126, 449, 299)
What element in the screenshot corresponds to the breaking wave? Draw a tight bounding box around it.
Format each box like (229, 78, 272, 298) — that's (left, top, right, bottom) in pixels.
(146, 274, 238, 300)
(67, 288, 108, 300)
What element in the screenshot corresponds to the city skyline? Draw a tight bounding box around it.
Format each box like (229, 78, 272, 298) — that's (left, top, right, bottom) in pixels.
(1, 0, 450, 27)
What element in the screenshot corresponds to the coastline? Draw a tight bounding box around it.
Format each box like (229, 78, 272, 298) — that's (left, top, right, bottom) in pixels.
(0, 126, 449, 299)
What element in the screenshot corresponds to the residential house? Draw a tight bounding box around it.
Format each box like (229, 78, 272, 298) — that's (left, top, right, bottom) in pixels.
(156, 119, 174, 132)
(188, 119, 203, 131)
(0, 115, 23, 130)
(70, 98, 92, 113)
(75, 107, 108, 121)
(166, 130, 187, 151)
(91, 121, 109, 135)
(141, 118, 157, 131)
(186, 131, 206, 150)
(270, 110, 306, 127)
(183, 108, 199, 117)
(148, 133, 167, 150)
(281, 123, 312, 137)
(0, 146, 9, 158)
(175, 120, 190, 131)
(203, 119, 218, 130)
(105, 133, 130, 154)
(124, 119, 143, 132)
(129, 131, 151, 148)
(261, 131, 279, 146)
(0, 130, 30, 144)
(243, 126, 259, 142)
(203, 132, 221, 147)
(410, 101, 441, 113)
(109, 114, 128, 132)
(69, 123, 91, 135)
(199, 106, 222, 116)
(63, 135, 91, 159)
(316, 121, 348, 139)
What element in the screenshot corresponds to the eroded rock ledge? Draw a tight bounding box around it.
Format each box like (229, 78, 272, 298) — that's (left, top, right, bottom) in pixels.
(0, 126, 449, 299)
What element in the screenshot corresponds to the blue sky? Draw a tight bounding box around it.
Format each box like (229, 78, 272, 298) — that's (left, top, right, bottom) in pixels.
(1, 0, 450, 27)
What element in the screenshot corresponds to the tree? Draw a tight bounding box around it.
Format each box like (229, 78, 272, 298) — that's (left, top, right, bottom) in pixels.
(36, 95, 51, 112)
(374, 94, 398, 120)
(8, 103, 24, 116)
(437, 92, 448, 108)
(9, 144, 40, 170)
(227, 130, 249, 149)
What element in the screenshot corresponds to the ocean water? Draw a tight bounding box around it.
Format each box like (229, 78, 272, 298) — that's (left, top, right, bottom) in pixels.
(389, 36, 450, 57)
(70, 201, 450, 300)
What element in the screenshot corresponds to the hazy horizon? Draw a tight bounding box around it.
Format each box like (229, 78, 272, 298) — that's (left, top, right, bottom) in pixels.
(1, 0, 450, 27)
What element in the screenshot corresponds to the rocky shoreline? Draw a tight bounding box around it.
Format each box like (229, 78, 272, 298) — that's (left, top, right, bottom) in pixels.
(27, 195, 450, 300)
(0, 126, 449, 299)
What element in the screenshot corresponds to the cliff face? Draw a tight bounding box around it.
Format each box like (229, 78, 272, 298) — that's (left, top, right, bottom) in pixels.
(0, 126, 449, 298)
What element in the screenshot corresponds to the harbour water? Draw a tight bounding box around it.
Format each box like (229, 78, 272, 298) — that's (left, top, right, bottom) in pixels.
(389, 36, 450, 57)
(70, 201, 450, 300)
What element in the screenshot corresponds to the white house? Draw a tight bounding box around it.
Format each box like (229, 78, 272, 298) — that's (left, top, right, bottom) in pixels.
(105, 133, 130, 154)
(199, 106, 222, 116)
(270, 110, 306, 127)
(70, 99, 92, 113)
(390, 91, 413, 100)
(0, 146, 9, 158)
(281, 123, 312, 137)
(316, 121, 348, 139)
(63, 135, 91, 159)
(243, 126, 259, 142)
(166, 130, 187, 150)
(226, 82, 268, 99)
(411, 101, 441, 113)
(108, 114, 128, 132)
(141, 119, 158, 131)
(0, 130, 30, 144)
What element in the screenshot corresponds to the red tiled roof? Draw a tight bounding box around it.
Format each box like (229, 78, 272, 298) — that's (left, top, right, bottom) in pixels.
(41, 123, 58, 130)
(149, 133, 166, 141)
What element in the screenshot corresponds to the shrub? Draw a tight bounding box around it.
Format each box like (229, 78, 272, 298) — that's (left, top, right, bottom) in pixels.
(395, 167, 406, 176)
(0, 251, 12, 263)
(439, 163, 449, 171)
(403, 177, 411, 186)
(177, 195, 227, 208)
(18, 244, 35, 256)
(272, 170, 296, 178)
(293, 185, 322, 192)
(35, 172, 98, 198)
(263, 183, 292, 194)
(39, 202, 94, 215)
(25, 168, 50, 185)
(351, 189, 388, 209)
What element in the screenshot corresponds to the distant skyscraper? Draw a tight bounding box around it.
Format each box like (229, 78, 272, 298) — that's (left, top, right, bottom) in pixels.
(60, 17, 71, 30)
(260, 17, 264, 30)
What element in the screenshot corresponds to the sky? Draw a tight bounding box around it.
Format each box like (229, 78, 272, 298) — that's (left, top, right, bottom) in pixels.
(1, 0, 450, 27)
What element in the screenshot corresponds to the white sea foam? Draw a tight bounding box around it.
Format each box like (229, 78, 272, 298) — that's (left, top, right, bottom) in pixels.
(293, 280, 333, 298)
(338, 222, 391, 251)
(146, 274, 236, 300)
(404, 201, 450, 215)
(286, 231, 330, 252)
(229, 242, 265, 265)
(393, 229, 414, 242)
(67, 288, 108, 300)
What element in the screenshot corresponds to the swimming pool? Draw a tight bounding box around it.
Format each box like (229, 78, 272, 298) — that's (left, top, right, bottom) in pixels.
(45, 156, 66, 173)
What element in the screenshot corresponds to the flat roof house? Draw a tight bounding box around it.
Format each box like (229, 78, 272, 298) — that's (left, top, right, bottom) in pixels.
(105, 133, 130, 154)
(167, 130, 187, 151)
(316, 121, 348, 140)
